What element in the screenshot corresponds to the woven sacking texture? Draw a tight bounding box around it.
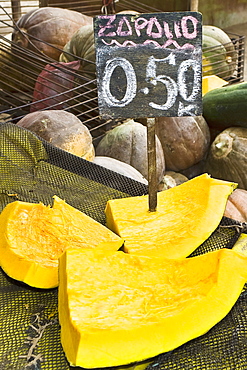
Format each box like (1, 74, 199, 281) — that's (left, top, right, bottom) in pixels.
(0, 122, 247, 369)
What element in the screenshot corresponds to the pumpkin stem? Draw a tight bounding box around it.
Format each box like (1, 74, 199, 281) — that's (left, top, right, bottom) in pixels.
(213, 133, 233, 158)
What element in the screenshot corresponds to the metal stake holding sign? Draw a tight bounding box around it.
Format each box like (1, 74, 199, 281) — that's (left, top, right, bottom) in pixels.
(94, 12, 202, 211)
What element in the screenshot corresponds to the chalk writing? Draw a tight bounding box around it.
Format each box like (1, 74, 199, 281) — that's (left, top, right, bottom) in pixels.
(96, 13, 200, 49)
(102, 57, 137, 107)
(94, 12, 202, 119)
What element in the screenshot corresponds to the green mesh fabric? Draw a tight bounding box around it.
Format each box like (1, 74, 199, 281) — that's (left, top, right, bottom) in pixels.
(0, 122, 247, 370)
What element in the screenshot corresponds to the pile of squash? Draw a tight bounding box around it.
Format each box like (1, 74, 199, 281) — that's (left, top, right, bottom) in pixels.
(0, 7, 93, 92)
(2, 8, 247, 221)
(2, 8, 247, 369)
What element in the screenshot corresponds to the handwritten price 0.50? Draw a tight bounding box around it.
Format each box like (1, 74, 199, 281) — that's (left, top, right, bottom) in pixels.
(101, 52, 201, 115)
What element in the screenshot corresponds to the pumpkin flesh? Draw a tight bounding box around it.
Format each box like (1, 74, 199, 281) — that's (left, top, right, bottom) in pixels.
(58, 247, 247, 368)
(0, 196, 123, 288)
(105, 174, 237, 258)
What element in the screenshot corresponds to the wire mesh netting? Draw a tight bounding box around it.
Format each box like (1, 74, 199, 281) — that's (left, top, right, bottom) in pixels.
(0, 121, 149, 370)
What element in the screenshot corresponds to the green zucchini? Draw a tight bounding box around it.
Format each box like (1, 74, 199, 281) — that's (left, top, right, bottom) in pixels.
(203, 82, 247, 130)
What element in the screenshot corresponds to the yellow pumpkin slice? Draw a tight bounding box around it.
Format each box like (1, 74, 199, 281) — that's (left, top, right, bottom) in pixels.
(105, 173, 237, 259)
(202, 75, 227, 95)
(0, 196, 123, 289)
(232, 233, 247, 256)
(58, 247, 247, 368)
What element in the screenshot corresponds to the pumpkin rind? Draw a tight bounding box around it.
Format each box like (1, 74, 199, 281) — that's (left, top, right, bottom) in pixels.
(105, 174, 237, 259)
(16, 110, 95, 160)
(58, 247, 247, 368)
(204, 127, 247, 190)
(0, 196, 123, 289)
(224, 189, 247, 223)
(12, 7, 93, 60)
(155, 116, 210, 171)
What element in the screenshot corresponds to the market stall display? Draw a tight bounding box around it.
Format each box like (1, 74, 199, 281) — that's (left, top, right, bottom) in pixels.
(0, 1, 247, 370)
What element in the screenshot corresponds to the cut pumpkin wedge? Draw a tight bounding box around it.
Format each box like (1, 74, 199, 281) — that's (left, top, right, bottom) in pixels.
(202, 75, 227, 96)
(0, 196, 123, 289)
(105, 173, 237, 259)
(58, 247, 247, 368)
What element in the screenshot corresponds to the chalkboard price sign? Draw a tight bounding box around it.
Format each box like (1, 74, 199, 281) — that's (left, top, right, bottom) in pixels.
(94, 12, 202, 120)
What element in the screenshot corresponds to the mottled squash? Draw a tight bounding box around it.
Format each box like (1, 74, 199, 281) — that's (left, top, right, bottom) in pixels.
(202, 25, 237, 79)
(96, 119, 165, 184)
(59, 23, 95, 77)
(155, 115, 210, 171)
(105, 174, 236, 258)
(58, 247, 247, 368)
(202, 35, 232, 80)
(16, 110, 95, 160)
(0, 196, 123, 289)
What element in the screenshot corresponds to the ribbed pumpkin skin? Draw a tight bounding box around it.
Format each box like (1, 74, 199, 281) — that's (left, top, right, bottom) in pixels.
(12, 7, 93, 60)
(202, 35, 231, 80)
(59, 23, 95, 77)
(205, 127, 247, 190)
(203, 82, 247, 130)
(96, 120, 165, 184)
(203, 25, 235, 53)
(156, 116, 210, 171)
(224, 189, 247, 223)
(202, 25, 237, 79)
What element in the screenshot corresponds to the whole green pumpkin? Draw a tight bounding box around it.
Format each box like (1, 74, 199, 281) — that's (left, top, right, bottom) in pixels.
(59, 23, 95, 78)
